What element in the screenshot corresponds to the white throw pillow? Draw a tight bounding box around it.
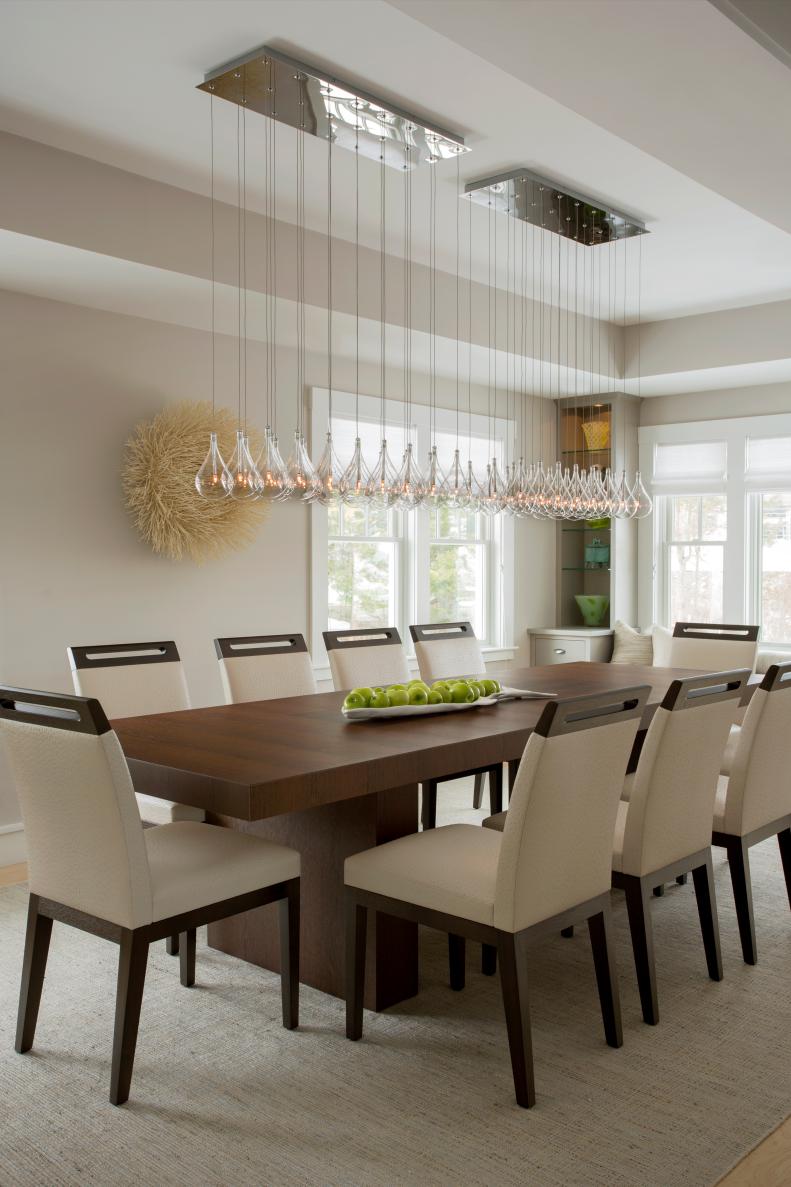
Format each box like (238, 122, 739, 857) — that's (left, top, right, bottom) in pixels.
(651, 624, 673, 667)
(610, 621, 653, 665)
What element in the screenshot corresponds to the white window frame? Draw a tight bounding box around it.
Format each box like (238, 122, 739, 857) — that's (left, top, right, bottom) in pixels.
(638, 412, 791, 651)
(310, 387, 515, 678)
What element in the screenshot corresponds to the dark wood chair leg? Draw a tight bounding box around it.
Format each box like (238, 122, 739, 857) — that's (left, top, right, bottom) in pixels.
(692, 856, 723, 982)
(726, 837, 757, 965)
(653, 884, 665, 897)
(676, 873, 688, 885)
(421, 781, 438, 830)
(472, 772, 485, 810)
(587, 907, 623, 1048)
(15, 895, 53, 1054)
(778, 828, 791, 909)
(110, 930, 149, 1106)
(165, 935, 179, 957)
(488, 765, 503, 816)
(448, 933, 466, 990)
(179, 929, 196, 988)
(507, 758, 520, 795)
(560, 926, 574, 938)
(278, 878, 300, 1029)
(481, 943, 497, 976)
(345, 892, 367, 1041)
(623, 876, 659, 1025)
(497, 931, 535, 1108)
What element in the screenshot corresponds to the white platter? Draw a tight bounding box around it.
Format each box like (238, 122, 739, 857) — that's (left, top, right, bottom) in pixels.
(342, 687, 555, 721)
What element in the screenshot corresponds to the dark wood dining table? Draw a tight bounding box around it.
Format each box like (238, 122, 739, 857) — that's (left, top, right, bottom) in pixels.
(112, 661, 757, 1010)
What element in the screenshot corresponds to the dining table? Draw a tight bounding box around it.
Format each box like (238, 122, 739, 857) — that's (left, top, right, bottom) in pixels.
(112, 661, 757, 1010)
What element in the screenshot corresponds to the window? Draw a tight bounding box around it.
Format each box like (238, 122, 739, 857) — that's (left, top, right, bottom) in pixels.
(664, 494, 727, 625)
(640, 415, 791, 648)
(756, 491, 791, 644)
(312, 388, 513, 666)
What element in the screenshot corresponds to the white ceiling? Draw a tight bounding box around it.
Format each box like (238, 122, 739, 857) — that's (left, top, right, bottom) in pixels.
(1, 0, 791, 338)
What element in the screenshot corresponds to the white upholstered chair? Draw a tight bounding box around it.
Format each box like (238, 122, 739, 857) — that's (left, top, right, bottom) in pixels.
(410, 620, 485, 684)
(409, 621, 502, 824)
(67, 641, 205, 828)
(323, 626, 410, 689)
(611, 670, 748, 1023)
(345, 685, 648, 1108)
(215, 633, 317, 703)
(667, 622, 759, 670)
(712, 661, 791, 964)
(0, 685, 300, 1106)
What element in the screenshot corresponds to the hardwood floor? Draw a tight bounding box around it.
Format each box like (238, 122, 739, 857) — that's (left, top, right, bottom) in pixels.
(0, 862, 27, 888)
(718, 1116, 791, 1186)
(0, 858, 787, 1180)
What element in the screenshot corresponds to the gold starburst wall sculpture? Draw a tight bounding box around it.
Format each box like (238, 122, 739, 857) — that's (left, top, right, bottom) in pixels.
(123, 401, 269, 562)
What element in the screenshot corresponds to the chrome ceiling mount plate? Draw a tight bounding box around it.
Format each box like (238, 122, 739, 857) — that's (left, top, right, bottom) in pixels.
(464, 169, 647, 245)
(199, 45, 469, 170)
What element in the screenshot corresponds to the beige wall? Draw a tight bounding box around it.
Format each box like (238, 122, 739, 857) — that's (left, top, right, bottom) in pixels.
(640, 380, 791, 426)
(0, 288, 555, 839)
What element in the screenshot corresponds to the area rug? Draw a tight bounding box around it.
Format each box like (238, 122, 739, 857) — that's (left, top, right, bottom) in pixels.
(0, 791, 789, 1187)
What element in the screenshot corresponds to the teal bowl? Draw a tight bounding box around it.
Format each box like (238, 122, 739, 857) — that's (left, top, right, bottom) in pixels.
(574, 594, 610, 627)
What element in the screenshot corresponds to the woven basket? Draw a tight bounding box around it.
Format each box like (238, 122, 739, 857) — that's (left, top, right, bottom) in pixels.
(581, 419, 610, 450)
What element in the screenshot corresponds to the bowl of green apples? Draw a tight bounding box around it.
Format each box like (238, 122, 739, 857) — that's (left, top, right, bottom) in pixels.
(341, 676, 502, 720)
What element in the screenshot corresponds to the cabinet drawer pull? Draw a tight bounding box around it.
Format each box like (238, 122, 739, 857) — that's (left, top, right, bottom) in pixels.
(554, 648, 566, 655)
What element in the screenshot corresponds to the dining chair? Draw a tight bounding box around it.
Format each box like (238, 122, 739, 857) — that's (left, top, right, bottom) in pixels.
(68, 640, 204, 957)
(486, 671, 747, 1023)
(67, 641, 204, 826)
(323, 626, 410, 689)
(0, 686, 300, 1106)
(712, 661, 791, 964)
(215, 633, 317, 703)
(344, 685, 648, 1108)
(667, 622, 759, 670)
(612, 670, 749, 1023)
(409, 621, 502, 825)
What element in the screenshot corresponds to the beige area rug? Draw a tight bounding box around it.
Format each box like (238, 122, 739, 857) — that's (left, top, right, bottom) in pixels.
(1, 784, 789, 1187)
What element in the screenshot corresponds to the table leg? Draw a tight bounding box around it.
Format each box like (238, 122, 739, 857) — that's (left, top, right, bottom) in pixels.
(206, 785, 419, 1011)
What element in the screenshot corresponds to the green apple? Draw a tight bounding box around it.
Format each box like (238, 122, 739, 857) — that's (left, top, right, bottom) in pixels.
(431, 680, 449, 693)
(408, 680, 431, 694)
(387, 688, 409, 707)
(450, 681, 475, 704)
(480, 678, 498, 696)
(387, 684, 407, 692)
(427, 689, 444, 705)
(467, 683, 481, 701)
(408, 686, 428, 706)
(352, 686, 374, 706)
(370, 691, 390, 709)
(490, 678, 502, 693)
(469, 680, 486, 697)
(343, 692, 366, 710)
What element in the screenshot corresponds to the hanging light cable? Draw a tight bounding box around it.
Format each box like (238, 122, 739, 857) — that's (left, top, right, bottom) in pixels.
(196, 89, 233, 499)
(366, 110, 398, 508)
(339, 104, 369, 503)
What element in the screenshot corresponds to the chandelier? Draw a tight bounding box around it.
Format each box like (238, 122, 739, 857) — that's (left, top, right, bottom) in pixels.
(194, 46, 651, 521)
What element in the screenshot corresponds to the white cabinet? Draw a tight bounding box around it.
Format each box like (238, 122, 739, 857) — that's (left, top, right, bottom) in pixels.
(529, 628, 613, 666)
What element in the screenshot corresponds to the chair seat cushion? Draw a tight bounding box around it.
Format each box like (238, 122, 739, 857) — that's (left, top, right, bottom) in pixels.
(621, 772, 635, 803)
(713, 775, 729, 832)
(720, 726, 741, 777)
(612, 800, 629, 873)
(482, 811, 507, 831)
(145, 822, 300, 922)
(136, 793, 205, 826)
(345, 824, 501, 926)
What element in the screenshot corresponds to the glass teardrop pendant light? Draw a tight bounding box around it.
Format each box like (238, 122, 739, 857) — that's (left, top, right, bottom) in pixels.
(195, 432, 232, 499)
(422, 445, 448, 509)
(257, 427, 292, 501)
(365, 438, 399, 508)
(227, 429, 263, 500)
(339, 437, 370, 504)
(393, 442, 425, 510)
(285, 430, 317, 500)
(307, 432, 343, 505)
(444, 449, 469, 509)
(480, 456, 507, 516)
(631, 471, 653, 519)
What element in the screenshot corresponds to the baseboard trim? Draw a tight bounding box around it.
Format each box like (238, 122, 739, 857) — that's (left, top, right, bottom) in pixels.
(0, 822, 25, 867)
